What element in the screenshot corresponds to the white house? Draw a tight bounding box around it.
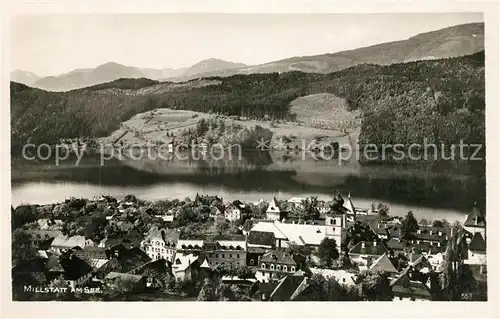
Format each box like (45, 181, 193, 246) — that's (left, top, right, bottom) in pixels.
(140, 228, 180, 263)
(224, 203, 242, 222)
(256, 250, 298, 283)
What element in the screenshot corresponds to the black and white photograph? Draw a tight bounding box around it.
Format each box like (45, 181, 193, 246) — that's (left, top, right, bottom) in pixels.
(3, 2, 498, 316)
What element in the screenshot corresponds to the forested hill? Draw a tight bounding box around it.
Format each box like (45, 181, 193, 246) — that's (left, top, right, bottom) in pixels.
(11, 51, 484, 151)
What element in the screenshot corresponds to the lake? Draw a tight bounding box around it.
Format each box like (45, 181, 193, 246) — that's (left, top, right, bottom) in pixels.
(11, 151, 485, 223)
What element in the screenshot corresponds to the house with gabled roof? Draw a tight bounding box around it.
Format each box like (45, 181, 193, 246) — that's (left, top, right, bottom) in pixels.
(464, 232, 486, 265)
(390, 271, 432, 302)
(72, 247, 111, 271)
(369, 253, 398, 275)
(27, 230, 63, 248)
(266, 197, 281, 221)
(348, 241, 389, 267)
(203, 235, 247, 268)
(172, 253, 210, 281)
(247, 230, 276, 267)
(463, 205, 486, 238)
(50, 235, 87, 254)
(225, 201, 243, 222)
(140, 227, 180, 263)
(268, 274, 309, 301)
(57, 254, 94, 290)
(133, 259, 172, 288)
(256, 249, 299, 283)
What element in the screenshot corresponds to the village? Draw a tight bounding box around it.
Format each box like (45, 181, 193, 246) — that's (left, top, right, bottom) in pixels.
(11, 192, 487, 301)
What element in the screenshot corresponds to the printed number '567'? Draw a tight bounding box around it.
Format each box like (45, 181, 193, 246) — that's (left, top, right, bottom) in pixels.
(461, 293, 473, 300)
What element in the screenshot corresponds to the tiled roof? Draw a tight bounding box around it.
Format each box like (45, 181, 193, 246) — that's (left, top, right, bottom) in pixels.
(98, 246, 151, 275)
(348, 241, 388, 256)
(369, 253, 398, 273)
(105, 272, 144, 283)
(51, 235, 86, 249)
(386, 238, 405, 251)
(247, 231, 275, 247)
(61, 255, 93, 280)
(390, 273, 432, 300)
(414, 226, 451, 241)
(259, 250, 296, 265)
(73, 247, 110, 269)
(270, 275, 307, 301)
(468, 232, 486, 252)
(134, 259, 170, 281)
(464, 206, 486, 227)
(247, 246, 268, 254)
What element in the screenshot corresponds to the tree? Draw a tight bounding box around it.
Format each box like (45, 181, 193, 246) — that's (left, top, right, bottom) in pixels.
(12, 229, 39, 266)
(236, 266, 255, 280)
(301, 196, 320, 221)
(12, 205, 38, 230)
(376, 203, 389, 217)
(439, 229, 470, 300)
(432, 220, 445, 228)
(197, 278, 217, 301)
(214, 216, 230, 235)
(316, 237, 340, 267)
(286, 243, 313, 257)
(420, 218, 429, 226)
(356, 270, 393, 301)
(401, 211, 419, 240)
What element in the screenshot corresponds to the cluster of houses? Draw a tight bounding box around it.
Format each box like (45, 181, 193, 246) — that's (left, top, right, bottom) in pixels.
(13, 193, 486, 301)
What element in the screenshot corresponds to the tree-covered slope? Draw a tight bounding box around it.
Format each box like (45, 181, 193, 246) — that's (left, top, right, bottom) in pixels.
(10, 51, 484, 151)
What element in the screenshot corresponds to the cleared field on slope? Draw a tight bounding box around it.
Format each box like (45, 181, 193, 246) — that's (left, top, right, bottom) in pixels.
(289, 93, 361, 130)
(101, 107, 359, 151)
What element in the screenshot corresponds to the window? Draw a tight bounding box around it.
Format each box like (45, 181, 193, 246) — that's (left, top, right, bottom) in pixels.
(333, 219, 337, 225)
(222, 254, 225, 258)
(291, 266, 295, 272)
(342, 278, 346, 283)
(283, 265, 287, 272)
(229, 254, 232, 258)
(261, 263, 266, 269)
(250, 259, 255, 265)
(270, 264, 275, 270)
(276, 265, 281, 271)
(399, 297, 403, 300)
(215, 254, 218, 258)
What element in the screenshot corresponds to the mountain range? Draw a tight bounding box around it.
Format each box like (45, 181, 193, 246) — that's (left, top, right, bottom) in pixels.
(12, 22, 484, 92)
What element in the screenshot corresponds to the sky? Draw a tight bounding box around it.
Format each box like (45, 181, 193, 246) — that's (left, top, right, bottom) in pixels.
(11, 13, 483, 76)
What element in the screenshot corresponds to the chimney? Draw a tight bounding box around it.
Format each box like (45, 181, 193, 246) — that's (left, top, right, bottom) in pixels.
(373, 241, 377, 247)
(361, 242, 366, 249)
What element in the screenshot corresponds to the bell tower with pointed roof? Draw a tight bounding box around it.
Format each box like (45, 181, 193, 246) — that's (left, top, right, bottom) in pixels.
(266, 196, 281, 221)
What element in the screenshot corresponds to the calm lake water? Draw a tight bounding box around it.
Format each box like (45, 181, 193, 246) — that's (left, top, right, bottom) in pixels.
(11, 152, 485, 223)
